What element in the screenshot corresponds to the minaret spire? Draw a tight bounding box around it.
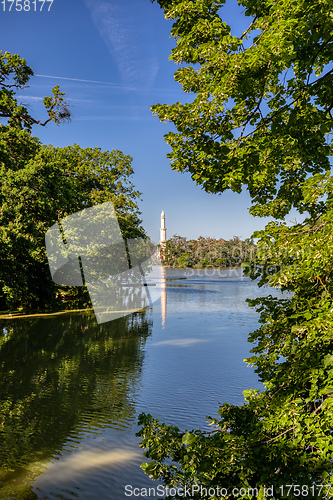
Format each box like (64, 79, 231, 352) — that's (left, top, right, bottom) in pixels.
(160, 209, 166, 244)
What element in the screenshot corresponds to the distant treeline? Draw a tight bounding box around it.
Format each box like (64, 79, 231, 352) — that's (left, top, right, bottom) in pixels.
(160, 235, 256, 268)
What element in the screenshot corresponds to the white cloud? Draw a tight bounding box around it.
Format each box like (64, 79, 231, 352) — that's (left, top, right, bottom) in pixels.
(83, 0, 159, 90)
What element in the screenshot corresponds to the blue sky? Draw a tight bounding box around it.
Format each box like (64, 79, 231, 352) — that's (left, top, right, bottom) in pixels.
(1, 0, 296, 242)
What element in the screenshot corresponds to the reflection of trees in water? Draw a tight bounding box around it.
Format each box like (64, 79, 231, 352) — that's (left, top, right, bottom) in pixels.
(0, 311, 152, 495)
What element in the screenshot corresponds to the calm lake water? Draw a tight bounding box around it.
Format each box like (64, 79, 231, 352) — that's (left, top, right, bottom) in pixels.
(0, 268, 284, 499)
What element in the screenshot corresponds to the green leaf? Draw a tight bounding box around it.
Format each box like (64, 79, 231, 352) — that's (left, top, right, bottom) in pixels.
(182, 432, 197, 446)
(323, 354, 333, 368)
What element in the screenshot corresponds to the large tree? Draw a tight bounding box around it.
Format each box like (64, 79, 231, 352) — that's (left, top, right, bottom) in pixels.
(138, 0, 333, 497)
(0, 53, 146, 310)
(0, 136, 146, 309)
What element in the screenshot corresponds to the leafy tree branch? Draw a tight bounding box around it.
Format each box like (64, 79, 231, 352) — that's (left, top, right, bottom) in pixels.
(0, 51, 71, 129)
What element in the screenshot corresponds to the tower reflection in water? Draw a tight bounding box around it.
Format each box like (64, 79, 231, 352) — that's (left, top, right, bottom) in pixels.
(160, 266, 167, 328)
(145, 264, 167, 328)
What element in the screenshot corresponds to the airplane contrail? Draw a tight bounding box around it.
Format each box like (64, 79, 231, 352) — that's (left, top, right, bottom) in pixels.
(34, 74, 126, 87)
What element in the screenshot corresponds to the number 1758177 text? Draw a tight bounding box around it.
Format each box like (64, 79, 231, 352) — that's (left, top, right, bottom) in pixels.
(1, 0, 53, 11)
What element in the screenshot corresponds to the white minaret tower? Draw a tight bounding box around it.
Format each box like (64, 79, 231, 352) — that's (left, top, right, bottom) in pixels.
(160, 210, 166, 245)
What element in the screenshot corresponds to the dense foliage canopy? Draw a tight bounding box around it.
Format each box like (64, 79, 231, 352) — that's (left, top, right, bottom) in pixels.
(149, 0, 333, 220)
(0, 54, 146, 310)
(138, 0, 333, 497)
